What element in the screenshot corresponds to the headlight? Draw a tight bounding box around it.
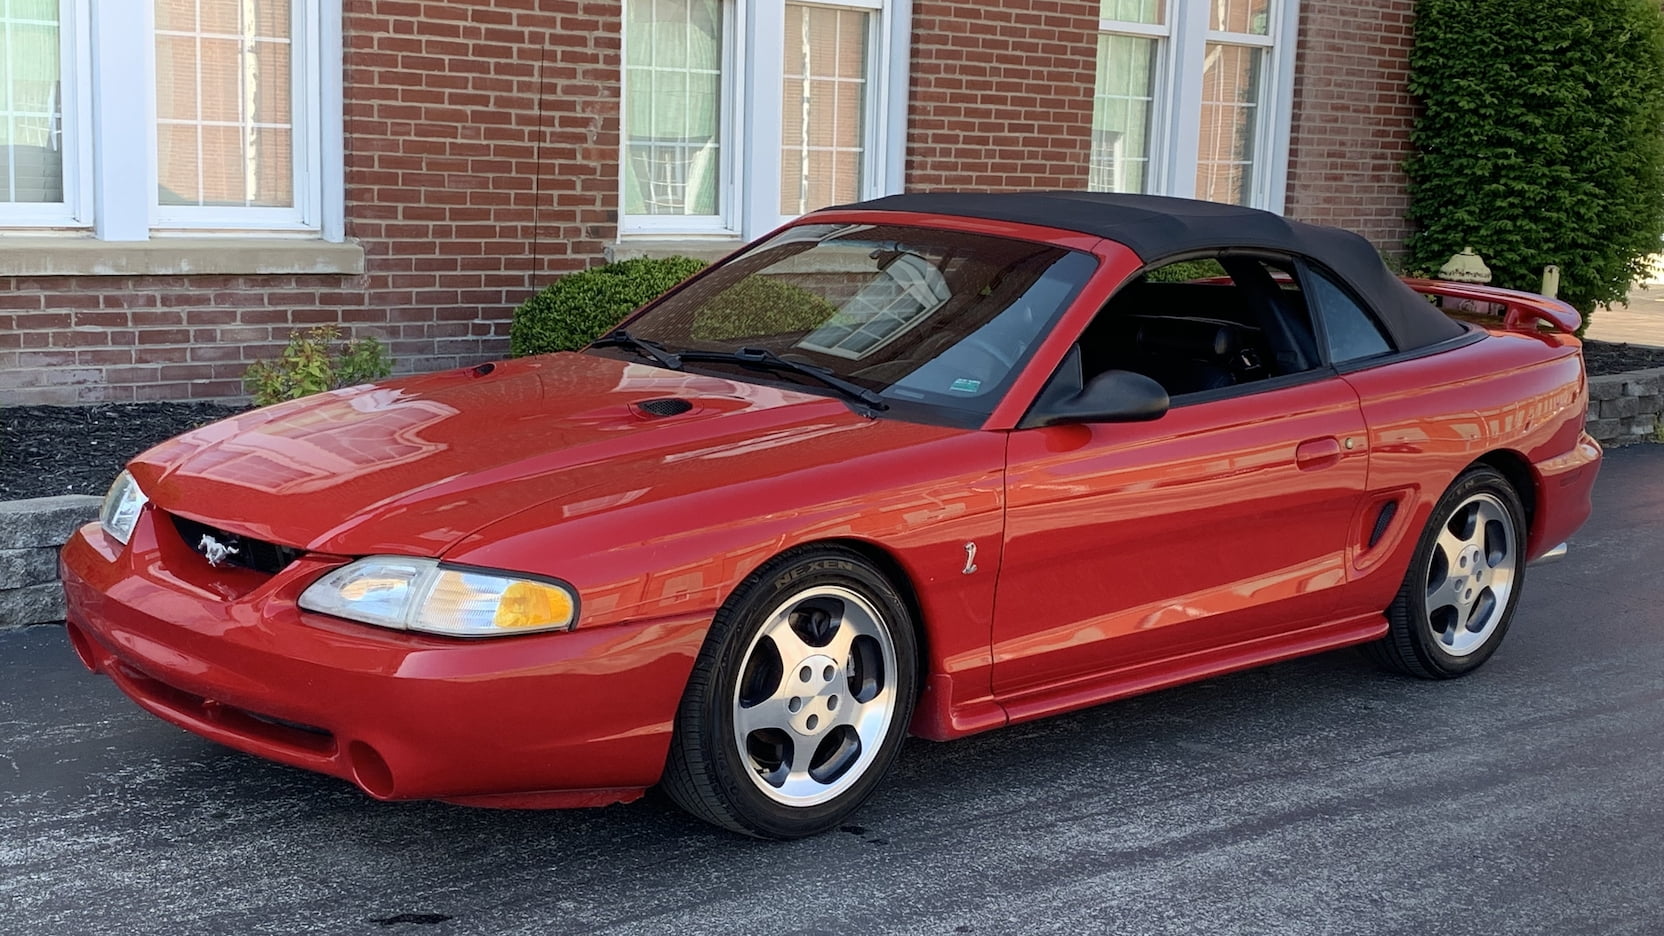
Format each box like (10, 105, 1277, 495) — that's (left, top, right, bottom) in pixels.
(298, 557, 578, 637)
(99, 470, 149, 545)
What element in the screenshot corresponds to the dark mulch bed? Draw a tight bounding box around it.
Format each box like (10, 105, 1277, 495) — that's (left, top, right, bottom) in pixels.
(1, 403, 246, 501)
(3, 336, 1661, 502)
(1583, 339, 1664, 377)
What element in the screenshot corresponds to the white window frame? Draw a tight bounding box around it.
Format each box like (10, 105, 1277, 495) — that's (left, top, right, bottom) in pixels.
(2, 0, 343, 241)
(0, 0, 92, 227)
(151, 0, 324, 231)
(617, 0, 741, 237)
(1091, 11, 1171, 196)
(1096, 0, 1299, 212)
(619, 0, 909, 241)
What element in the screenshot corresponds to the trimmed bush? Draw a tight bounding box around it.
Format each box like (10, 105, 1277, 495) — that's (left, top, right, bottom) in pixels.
(1143, 259, 1227, 283)
(689, 275, 841, 341)
(1406, 0, 1664, 313)
(510, 256, 707, 356)
(510, 256, 843, 354)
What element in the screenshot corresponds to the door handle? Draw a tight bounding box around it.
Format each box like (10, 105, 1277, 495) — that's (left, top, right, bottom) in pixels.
(1295, 436, 1343, 471)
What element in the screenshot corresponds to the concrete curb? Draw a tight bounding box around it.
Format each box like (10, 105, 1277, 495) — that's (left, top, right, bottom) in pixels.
(0, 495, 100, 630)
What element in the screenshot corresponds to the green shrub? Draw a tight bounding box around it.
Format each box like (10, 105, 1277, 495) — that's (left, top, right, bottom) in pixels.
(1143, 259, 1227, 283)
(243, 326, 392, 406)
(510, 256, 707, 355)
(689, 275, 841, 341)
(1406, 0, 1664, 313)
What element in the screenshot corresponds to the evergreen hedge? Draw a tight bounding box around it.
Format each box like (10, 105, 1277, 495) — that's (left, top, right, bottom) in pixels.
(509, 256, 706, 356)
(508, 256, 841, 356)
(1406, 0, 1664, 313)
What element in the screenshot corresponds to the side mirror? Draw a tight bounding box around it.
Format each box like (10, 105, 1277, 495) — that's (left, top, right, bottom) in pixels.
(1028, 369, 1170, 427)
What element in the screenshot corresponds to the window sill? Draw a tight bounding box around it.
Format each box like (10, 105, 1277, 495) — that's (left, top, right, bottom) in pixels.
(607, 239, 747, 265)
(0, 237, 366, 278)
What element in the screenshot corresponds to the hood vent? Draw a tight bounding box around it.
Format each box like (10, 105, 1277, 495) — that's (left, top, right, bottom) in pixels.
(633, 397, 693, 419)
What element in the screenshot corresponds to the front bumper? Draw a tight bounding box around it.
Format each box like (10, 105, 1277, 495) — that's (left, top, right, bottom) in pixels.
(60, 508, 708, 806)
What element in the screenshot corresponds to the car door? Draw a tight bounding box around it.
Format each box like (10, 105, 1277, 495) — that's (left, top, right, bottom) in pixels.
(989, 256, 1372, 703)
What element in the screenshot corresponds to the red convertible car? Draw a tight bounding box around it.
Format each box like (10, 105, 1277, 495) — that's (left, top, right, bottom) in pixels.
(61, 193, 1600, 838)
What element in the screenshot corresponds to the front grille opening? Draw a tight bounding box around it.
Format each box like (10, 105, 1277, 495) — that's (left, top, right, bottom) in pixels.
(112, 662, 336, 757)
(170, 514, 303, 576)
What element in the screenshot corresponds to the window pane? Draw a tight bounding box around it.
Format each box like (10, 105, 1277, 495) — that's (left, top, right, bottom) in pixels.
(780, 3, 869, 216)
(608, 222, 1097, 423)
(1209, 0, 1270, 36)
(1, 0, 63, 204)
(624, 0, 723, 217)
(1195, 42, 1264, 206)
(1099, 0, 1162, 26)
(155, 0, 295, 208)
(1310, 269, 1393, 362)
(1088, 33, 1157, 194)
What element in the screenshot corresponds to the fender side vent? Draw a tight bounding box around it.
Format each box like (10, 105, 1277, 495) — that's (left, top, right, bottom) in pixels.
(1368, 500, 1398, 549)
(634, 398, 693, 418)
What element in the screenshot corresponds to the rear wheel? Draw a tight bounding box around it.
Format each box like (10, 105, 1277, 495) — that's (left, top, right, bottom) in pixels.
(1365, 466, 1527, 679)
(662, 547, 917, 838)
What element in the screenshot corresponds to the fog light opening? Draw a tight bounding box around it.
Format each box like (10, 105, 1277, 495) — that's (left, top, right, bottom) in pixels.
(348, 741, 396, 799)
(65, 622, 100, 673)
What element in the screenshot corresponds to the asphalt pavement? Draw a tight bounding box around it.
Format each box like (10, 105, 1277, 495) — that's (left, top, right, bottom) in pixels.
(3, 445, 1662, 936)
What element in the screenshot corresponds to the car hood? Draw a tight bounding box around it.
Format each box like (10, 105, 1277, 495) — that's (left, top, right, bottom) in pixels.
(128, 353, 903, 556)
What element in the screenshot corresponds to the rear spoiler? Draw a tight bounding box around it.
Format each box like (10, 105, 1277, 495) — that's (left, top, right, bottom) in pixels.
(1402, 277, 1582, 335)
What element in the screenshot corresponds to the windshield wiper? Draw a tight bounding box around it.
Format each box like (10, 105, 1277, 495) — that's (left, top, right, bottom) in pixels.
(679, 347, 889, 411)
(591, 330, 683, 370)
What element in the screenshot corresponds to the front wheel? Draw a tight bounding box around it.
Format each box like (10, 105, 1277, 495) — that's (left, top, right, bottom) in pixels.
(1365, 466, 1528, 679)
(662, 547, 917, 838)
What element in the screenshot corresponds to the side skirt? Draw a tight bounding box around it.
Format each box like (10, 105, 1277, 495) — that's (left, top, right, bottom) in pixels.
(995, 613, 1390, 730)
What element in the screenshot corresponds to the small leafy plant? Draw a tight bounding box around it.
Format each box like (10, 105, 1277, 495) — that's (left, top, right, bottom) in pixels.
(243, 326, 392, 406)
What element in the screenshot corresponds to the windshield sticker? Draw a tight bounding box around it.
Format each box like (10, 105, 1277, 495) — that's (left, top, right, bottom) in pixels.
(949, 378, 982, 394)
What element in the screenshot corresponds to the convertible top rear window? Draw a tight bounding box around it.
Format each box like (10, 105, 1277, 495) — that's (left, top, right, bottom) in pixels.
(596, 223, 1098, 425)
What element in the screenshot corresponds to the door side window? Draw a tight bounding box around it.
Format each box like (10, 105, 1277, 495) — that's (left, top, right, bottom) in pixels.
(1307, 267, 1394, 364)
(1068, 254, 1324, 402)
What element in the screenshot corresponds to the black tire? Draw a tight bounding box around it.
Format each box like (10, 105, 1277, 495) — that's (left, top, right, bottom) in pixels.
(661, 546, 918, 838)
(1364, 465, 1528, 679)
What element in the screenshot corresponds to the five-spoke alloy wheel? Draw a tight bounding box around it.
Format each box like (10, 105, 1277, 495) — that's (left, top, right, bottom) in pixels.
(663, 547, 917, 838)
(1367, 465, 1528, 678)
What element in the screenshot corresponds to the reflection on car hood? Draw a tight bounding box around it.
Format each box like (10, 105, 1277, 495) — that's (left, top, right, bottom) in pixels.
(127, 353, 881, 556)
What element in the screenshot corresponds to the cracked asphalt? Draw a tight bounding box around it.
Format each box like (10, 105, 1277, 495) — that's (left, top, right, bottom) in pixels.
(3, 445, 1661, 936)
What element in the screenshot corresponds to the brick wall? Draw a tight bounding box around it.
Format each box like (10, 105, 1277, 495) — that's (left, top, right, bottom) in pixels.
(2, 0, 620, 406)
(1283, 0, 1418, 257)
(905, 0, 1097, 191)
(3, 0, 1422, 406)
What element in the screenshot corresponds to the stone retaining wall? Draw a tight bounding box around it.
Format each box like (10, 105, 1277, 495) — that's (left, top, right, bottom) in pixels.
(0, 496, 100, 630)
(1588, 367, 1664, 447)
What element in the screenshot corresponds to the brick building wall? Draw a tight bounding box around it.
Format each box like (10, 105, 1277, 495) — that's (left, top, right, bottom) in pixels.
(3, 0, 620, 406)
(1283, 0, 1418, 257)
(906, 0, 1098, 191)
(2, 0, 1421, 406)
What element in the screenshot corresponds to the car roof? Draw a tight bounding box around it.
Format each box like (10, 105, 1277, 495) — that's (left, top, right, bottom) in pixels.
(840, 191, 1467, 352)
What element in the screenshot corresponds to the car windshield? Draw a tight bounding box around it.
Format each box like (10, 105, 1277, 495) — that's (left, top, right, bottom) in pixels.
(592, 223, 1098, 425)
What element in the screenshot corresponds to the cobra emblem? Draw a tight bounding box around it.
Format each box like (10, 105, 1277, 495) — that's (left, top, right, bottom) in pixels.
(198, 534, 240, 568)
(962, 541, 978, 575)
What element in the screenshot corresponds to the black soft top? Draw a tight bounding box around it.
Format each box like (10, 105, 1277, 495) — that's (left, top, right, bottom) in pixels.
(842, 191, 1465, 351)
